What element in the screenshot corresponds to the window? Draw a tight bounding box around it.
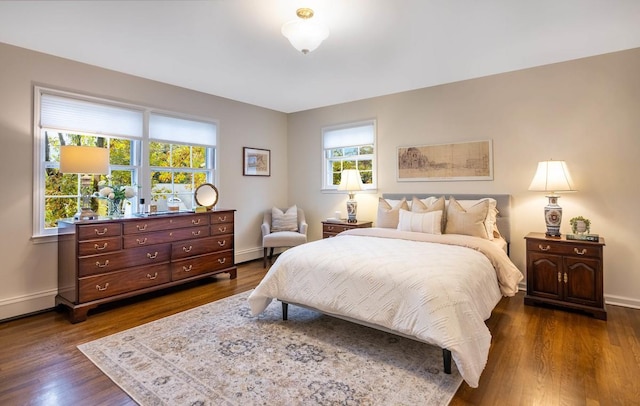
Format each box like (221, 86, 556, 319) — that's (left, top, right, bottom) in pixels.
(34, 88, 217, 237)
(322, 120, 376, 190)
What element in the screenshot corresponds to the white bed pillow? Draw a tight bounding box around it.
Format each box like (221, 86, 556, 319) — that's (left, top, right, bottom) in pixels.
(271, 205, 298, 232)
(397, 209, 443, 234)
(412, 196, 446, 232)
(377, 197, 409, 228)
(444, 197, 490, 239)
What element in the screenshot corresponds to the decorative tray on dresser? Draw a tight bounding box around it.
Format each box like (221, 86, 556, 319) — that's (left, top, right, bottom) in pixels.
(56, 210, 236, 323)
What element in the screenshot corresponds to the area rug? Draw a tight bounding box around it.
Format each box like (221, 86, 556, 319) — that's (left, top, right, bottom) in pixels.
(78, 291, 462, 405)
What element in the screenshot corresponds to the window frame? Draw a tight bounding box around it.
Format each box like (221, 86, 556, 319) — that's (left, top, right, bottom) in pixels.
(33, 87, 218, 238)
(321, 120, 377, 192)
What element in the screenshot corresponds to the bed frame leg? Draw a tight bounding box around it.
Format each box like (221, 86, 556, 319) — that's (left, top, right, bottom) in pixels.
(443, 349, 452, 374)
(281, 302, 288, 320)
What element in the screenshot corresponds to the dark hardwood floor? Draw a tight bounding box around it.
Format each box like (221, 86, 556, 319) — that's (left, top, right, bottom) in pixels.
(1, 259, 639, 405)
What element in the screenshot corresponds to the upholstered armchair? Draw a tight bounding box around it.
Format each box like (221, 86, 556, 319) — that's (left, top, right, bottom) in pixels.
(262, 207, 308, 268)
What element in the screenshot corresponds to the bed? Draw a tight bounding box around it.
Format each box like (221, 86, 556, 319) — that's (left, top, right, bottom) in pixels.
(248, 194, 523, 388)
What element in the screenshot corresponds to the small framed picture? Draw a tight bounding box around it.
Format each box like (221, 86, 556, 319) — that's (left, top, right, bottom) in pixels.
(243, 147, 270, 176)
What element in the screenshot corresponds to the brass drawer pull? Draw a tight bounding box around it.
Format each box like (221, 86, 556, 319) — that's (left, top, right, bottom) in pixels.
(95, 228, 108, 236)
(147, 252, 159, 259)
(327, 226, 334, 231)
(146, 272, 158, 280)
(136, 224, 148, 231)
(558, 271, 562, 282)
(96, 283, 109, 291)
(183, 246, 193, 253)
(217, 216, 227, 222)
(95, 260, 110, 268)
(574, 248, 587, 255)
(564, 272, 568, 283)
(218, 240, 226, 247)
(218, 258, 226, 264)
(538, 244, 551, 251)
(192, 230, 201, 236)
(183, 265, 193, 272)
(136, 238, 147, 245)
(94, 242, 108, 251)
(192, 219, 201, 225)
(218, 226, 227, 233)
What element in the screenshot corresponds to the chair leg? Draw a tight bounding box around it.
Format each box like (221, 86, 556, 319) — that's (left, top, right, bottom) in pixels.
(269, 248, 274, 259)
(263, 248, 268, 268)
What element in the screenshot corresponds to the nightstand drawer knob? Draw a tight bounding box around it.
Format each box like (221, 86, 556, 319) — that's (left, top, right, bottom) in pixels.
(539, 244, 551, 251)
(574, 248, 587, 255)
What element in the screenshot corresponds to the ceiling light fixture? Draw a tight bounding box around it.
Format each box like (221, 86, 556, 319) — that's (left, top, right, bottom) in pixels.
(281, 8, 329, 54)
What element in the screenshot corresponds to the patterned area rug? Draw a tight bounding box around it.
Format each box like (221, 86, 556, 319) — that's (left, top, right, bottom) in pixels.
(78, 291, 462, 405)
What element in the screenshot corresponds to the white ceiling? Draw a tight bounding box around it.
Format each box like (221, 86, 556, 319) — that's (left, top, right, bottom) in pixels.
(1, 0, 640, 113)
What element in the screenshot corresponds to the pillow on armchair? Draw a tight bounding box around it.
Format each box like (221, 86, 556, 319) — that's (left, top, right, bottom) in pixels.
(271, 205, 299, 232)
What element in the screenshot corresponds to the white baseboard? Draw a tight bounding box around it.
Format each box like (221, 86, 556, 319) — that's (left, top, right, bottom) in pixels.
(235, 246, 285, 264)
(604, 294, 640, 310)
(517, 282, 640, 309)
(0, 288, 57, 321)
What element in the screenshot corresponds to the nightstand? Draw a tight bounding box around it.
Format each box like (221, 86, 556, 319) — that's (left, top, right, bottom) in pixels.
(524, 232, 606, 320)
(321, 220, 372, 238)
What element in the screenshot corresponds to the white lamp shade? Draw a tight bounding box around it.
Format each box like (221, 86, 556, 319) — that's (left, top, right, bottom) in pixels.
(281, 18, 329, 54)
(60, 145, 109, 174)
(338, 169, 364, 192)
(528, 160, 576, 193)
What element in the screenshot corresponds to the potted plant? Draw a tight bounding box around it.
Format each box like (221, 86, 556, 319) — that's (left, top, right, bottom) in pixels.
(570, 216, 591, 234)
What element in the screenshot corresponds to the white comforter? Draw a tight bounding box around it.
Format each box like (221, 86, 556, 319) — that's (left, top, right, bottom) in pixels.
(248, 228, 523, 388)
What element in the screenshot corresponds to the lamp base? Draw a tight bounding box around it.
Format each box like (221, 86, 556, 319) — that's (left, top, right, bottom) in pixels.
(346, 199, 358, 223)
(544, 195, 563, 237)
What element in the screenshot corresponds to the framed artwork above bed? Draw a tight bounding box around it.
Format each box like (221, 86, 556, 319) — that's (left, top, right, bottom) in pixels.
(397, 140, 493, 181)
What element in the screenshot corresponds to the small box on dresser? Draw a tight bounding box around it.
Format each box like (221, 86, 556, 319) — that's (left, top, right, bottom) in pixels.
(57, 210, 236, 323)
(524, 232, 606, 320)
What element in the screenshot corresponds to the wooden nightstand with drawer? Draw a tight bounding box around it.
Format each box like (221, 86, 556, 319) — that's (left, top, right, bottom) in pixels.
(524, 232, 606, 319)
(322, 220, 372, 238)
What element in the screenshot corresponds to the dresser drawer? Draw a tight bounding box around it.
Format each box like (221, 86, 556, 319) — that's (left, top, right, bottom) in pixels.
(79, 263, 171, 302)
(78, 237, 122, 256)
(172, 235, 233, 260)
(122, 225, 209, 248)
(211, 211, 234, 224)
(123, 214, 210, 234)
(78, 244, 171, 277)
(211, 222, 234, 236)
(527, 239, 601, 258)
(78, 223, 122, 240)
(171, 251, 234, 281)
(323, 224, 352, 234)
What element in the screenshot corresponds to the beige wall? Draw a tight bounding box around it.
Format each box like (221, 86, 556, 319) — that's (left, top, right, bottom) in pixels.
(2, 42, 639, 319)
(288, 48, 640, 309)
(0, 42, 288, 319)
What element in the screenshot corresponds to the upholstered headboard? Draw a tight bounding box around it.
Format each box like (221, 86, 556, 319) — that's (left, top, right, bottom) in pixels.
(381, 193, 512, 243)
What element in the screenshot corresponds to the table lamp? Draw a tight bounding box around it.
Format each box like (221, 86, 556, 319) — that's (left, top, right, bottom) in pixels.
(60, 145, 110, 220)
(338, 169, 363, 223)
(528, 160, 576, 237)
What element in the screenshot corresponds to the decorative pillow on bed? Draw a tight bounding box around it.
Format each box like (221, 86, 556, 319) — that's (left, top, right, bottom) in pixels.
(271, 205, 298, 232)
(397, 209, 443, 234)
(377, 197, 409, 228)
(444, 197, 490, 239)
(411, 196, 446, 232)
(453, 198, 499, 240)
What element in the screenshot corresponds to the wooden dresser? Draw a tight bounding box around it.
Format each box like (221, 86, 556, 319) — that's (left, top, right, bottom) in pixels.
(322, 220, 373, 238)
(524, 232, 606, 319)
(57, 210, 236, 322)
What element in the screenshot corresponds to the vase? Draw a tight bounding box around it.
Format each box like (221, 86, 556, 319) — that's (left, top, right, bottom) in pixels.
(107, 199, 125, 217)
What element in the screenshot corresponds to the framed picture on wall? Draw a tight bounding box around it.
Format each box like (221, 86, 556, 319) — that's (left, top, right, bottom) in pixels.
(397, 140, 493, 181)
(243, 147, 271, 176)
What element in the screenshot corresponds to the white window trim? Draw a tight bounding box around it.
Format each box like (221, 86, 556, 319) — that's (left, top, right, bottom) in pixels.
(321, 119, 377, 192)
(33, 86, 219, 238)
